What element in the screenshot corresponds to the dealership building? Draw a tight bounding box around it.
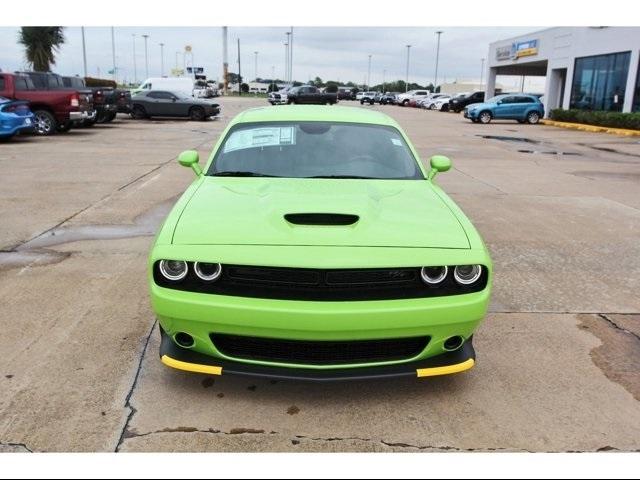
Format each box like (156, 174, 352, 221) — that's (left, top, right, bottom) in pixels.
(485, 27, 640, 115)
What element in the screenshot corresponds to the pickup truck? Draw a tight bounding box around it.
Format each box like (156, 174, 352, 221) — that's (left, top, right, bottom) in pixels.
(115, 89, 132, 114)
(0, 72, 93, 135)
(62, 76, 117, 124)
(286, 85, 337, 105)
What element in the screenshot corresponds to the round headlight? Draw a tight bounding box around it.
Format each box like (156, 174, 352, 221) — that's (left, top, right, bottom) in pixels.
(454, 265, 482, 285)
(420, 266, 448, 285)
(159, 260, 188, 281)
(194, 262, 222, 282)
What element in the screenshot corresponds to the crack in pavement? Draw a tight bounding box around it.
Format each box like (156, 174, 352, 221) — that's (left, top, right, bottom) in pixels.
(598, 314, 640, 342)
(0, 442, 33, 453)
(115, 319, 157, 452)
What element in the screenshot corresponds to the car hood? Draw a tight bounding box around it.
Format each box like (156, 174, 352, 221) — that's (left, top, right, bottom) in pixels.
(172, 178, 469, 249)
(466, 102, 492, 109)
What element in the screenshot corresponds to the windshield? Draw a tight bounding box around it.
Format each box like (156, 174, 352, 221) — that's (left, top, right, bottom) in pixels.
(208, 122, 423, 180)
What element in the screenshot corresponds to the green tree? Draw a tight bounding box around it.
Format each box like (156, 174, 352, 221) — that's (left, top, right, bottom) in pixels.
(18, 27, 65, 72)
(226, 72, 242, 84)
(267, 83, 280, 93)
(324, 82, 339, 93)
(241, 83, 249, 93)
(313, 76, 323, 88)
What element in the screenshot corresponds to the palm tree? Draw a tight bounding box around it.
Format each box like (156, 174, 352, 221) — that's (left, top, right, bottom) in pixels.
(18, 27, 65, 72)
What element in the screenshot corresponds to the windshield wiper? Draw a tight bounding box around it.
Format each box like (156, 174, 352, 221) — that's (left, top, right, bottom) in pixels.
(307, 175, 378, 179)
(212, 171, 278, 177)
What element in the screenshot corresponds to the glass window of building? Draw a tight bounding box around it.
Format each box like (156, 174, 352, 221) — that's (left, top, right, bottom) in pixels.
(633, 60, 640, 112)
(570, 51, 630, 111)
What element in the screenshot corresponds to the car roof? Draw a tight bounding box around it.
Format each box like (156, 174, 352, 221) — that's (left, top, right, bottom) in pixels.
(232, 105, 400, 128)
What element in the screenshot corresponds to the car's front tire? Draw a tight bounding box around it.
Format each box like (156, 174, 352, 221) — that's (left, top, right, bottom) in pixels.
(526, 111, 541, 124)
(189, 106, 206, 121)
(478, 111, 492, 124)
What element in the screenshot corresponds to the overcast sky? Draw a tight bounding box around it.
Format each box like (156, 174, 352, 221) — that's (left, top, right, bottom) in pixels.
(0, 26, 543, 88)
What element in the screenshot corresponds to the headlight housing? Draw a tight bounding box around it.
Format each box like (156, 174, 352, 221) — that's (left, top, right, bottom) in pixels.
(194, 262, 222, 282)
(159, 260, 188, 281)
(420, 266, 448, 285)
(454, 265, 482, 285)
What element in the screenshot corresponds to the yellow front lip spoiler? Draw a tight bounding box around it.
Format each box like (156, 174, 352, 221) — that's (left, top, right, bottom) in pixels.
(161, 354, 474, 379)
(161, 355, 223, 376)
(415, 358, 475, 377)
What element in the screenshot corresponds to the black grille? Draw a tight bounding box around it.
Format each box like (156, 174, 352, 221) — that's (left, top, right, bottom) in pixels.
(153, 263, 489, 301)
(211, 334, 430, 365)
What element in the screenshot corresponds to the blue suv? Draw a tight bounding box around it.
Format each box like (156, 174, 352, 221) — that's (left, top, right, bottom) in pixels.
(463, 94, 544, 125)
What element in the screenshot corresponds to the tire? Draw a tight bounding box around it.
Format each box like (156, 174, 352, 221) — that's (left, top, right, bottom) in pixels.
(478, 111, 492, 124)
(33, 110, 57, 136)
(131, 105, 147, 119)
(56, 121, 72, 133)
(526, 111, 540, 124)
(441, 104, 449, 112)
(105, 111, 117, 122)
(429, 104, 437, 110)
(360, 100, 365, 105)
(189, 106, 206, 121)
(402, 99, 409, 106)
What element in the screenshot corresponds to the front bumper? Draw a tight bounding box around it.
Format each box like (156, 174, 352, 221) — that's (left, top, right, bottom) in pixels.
(159, 326, 476, 381)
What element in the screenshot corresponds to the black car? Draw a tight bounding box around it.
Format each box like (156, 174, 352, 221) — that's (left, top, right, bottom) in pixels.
(131, 90, 220, 120)
(379, 92, 399, 105)
(286, 85, 337, 105)
(449, 91, 485, 113)
(62, 76, 117, 124)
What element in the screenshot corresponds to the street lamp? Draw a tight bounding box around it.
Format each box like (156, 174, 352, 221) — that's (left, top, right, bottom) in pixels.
(284, 41, 289, 85)
(382, 69, 386, 93)
(434, 30, 443, 91)
(405, 45, 411, 92)
(285, 31, 291, 84)
(81, 27, 88, 78)
(254, 51, 258, 82)
(111, 27, 116, 82)
(367, 54, 372, 90)
(132, 34, 137, 84)
(159, 43, 165, 77)
(142, 34, 149, 80)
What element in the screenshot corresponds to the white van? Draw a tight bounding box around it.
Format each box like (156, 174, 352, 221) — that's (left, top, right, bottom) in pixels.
(133, 77, 195, 97)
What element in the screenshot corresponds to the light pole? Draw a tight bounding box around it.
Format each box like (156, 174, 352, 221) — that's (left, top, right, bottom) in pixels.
(271, 65, 275, 92)
(367, 54, 372, 90)
(479, 58, 485, 90)
(405, 45, 411, 92)
(159, 43, 165, 77)
(254, 51, 258, 82)
(175, 51, 179, 71)
(285, 31, 291, 84)
(111, 27, 116, 82)
(132, 34, 137, 84)
(81, 27, 88, 78)
(434, 30, 443, 92)
(289, 27, 294, 84)
(142, 34, 149, 79)
(284, 41, 289, 85)
(382, 69, 386, 93)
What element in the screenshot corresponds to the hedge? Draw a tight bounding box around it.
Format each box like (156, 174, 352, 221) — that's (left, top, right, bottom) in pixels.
(550, 109, 640, 130)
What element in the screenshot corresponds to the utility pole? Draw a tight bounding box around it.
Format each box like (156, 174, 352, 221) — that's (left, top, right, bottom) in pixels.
(237, 38, 242, 95)
(382, 69, 386, 93)
(175, 51, 179, 70)
(480, 58, 485, 90)
(159, 43, 164, 77)
(222, 27, 229, 95)
(142, 34, 149, 79)
(434, 30, 443, 92)
(81, 27, 88, 78)
(405, 45, 411, 92)
(367, 54, 372, 90)
(271, 65, 275, 92)
(132, 34, 137, 84)
(110, 27, 116, 83)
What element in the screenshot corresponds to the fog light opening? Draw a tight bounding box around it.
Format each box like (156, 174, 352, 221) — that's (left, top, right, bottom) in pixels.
(174, 332, 195, 348)
(443, 335, 464, 351)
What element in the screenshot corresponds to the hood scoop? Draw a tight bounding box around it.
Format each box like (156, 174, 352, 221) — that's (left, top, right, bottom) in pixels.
(284, 213, 360, 226)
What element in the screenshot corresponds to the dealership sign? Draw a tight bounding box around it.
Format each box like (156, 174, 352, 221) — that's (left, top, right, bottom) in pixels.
(496, 39, 539, 61)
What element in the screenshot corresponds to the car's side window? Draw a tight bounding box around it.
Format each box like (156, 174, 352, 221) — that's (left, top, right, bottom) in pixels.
(500, 96, 515, 104)
(517, 96, 535, 103)
(14, 77, 29, 91)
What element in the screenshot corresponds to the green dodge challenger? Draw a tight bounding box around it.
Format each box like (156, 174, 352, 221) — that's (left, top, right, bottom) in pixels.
(149, 105, 492, 381)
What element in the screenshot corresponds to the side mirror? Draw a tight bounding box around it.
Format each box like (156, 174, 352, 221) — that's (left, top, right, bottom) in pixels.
(178, 150, 203, 176)
(428, 155, 451, 180)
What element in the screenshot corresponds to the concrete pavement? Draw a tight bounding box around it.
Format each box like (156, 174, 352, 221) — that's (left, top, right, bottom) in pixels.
(1, 98, 638, 452)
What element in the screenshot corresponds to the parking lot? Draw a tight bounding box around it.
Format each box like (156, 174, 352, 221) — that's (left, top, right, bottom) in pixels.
(1, 96, 639, 453)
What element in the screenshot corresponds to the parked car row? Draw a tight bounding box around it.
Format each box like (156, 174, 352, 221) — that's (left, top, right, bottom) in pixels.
(0, 71, 222, 141)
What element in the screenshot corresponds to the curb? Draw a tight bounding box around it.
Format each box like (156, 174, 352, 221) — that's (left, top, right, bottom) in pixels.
(541, 119, 640, 137)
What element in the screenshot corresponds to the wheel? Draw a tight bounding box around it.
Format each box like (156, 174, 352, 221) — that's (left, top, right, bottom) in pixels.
(56, 121, 72, 133)
(478, 111, 492, 124)
(526, 111, 540, 124)
(33, 110, 57, 136)
(131, 105, 147, 119)
(189, 106, 206, 121)
(429, 104, 437, 110)
(105, 111, 117, 122)
(360, 100, 364, 105)
(402, 99, 409, 106)
(441, 104, 449, 112)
